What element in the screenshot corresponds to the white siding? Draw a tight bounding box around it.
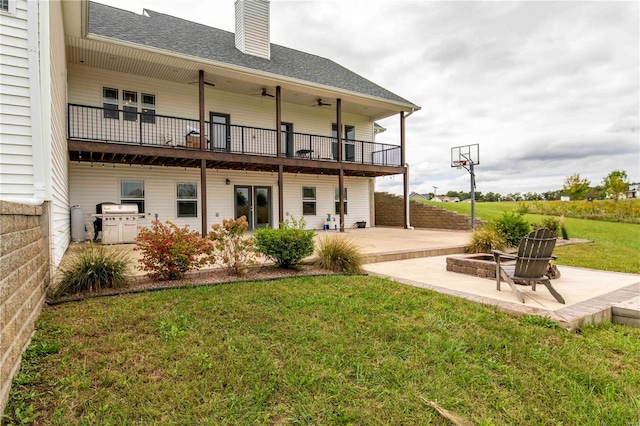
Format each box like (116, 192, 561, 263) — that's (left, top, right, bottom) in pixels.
(49, 0, 69, 266)
(70, 163, 372, 235)
(0, 0, 33, 199)
(67, 65, 374, 142)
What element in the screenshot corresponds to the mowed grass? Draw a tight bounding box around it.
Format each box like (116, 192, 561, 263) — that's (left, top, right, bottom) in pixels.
(424, 201, 640, 274)
(6, 276, 640, 425)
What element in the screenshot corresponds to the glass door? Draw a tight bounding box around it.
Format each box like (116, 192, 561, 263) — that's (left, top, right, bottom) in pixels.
(255, 187, 271, 229)
(235, 186, 252, 228)
(210, 112, 230, 151)
(281, 123, 294, 157)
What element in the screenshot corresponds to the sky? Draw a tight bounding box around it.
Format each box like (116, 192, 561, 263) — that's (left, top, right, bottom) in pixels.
(92, 0, 639, 197)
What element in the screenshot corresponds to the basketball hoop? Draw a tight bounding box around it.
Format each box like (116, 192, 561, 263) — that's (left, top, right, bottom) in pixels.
(453, 160, 467, 169)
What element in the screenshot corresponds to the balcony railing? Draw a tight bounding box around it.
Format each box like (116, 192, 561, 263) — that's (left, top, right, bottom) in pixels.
(68, 104, 401, 167)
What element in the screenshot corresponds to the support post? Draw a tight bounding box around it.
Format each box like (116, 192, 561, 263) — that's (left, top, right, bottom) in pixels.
(276, 86, 284, 225)
(337, 99, 344, 231)
(400, 112, 409, 229)
(278, 164, 284, 225)
(199, 70, 207, 235)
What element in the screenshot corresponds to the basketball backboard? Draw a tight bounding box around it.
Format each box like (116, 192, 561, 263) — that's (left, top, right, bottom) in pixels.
(451, 144, 479, 168)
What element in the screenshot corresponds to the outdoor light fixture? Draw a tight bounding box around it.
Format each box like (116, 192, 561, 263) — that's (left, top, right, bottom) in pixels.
(225, 179, 231, 185)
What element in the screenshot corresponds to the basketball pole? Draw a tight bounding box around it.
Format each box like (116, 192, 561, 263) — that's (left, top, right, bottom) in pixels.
(470, 162, 476, 228)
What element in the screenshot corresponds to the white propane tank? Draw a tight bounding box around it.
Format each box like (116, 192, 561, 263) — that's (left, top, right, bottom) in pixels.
(71, 205, 86, 242)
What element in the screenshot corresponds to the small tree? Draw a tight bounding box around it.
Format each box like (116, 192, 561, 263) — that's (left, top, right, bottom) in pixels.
(563, 173, 590, 200)
(136, 221, 212, 280)
(602, 170, 629, 202)
(207, 216, 256, 276)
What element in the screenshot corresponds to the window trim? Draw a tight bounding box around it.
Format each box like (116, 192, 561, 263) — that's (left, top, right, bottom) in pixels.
(120, 180, 145, 213)
(176, 182, 198, 218)
(302, 186, 317, 216)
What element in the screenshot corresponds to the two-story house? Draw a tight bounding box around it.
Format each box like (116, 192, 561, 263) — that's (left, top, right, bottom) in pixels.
(2, 0, 419, 264)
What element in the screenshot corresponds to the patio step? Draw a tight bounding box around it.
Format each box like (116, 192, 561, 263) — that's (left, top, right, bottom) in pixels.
(362, 244, 468, 264)
(612, 296, 640, 328)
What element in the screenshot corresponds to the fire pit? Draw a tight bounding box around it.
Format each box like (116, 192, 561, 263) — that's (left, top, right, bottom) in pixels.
(446, 254, 560, 281)
(446, 254, 506, 280)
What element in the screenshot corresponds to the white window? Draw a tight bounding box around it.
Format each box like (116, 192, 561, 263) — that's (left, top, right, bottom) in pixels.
(141, 93, 156, 124)
(121, 180, 145, 213)
(103, 87, 119, 119)
(177, 182, 197, 217)
(302, 187, 316, 215)
(0, 0, 16, 15)
(334, 187, 347, 215)
(102, 88, 156, 123)
(123, 90, 138, 121)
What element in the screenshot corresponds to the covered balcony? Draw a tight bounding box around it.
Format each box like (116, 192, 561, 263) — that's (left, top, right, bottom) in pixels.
(67, 104, 404, 177)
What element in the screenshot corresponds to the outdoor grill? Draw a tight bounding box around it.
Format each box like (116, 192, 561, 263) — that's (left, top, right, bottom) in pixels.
(93, 204, 143, 244)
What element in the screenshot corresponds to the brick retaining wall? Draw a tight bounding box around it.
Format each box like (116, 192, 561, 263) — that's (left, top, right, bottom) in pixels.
(374, 192, 476, 230)
(0, 201, 50, 414)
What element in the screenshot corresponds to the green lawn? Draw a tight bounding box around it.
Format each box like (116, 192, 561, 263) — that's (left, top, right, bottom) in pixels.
(424, 201, 640, 274)
(5, 276, 640, 425)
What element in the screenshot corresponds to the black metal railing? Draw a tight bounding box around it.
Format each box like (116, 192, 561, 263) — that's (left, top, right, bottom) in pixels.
(68, 104, 402, 166)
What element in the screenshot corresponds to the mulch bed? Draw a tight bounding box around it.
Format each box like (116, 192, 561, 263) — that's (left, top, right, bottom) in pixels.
(48, 264, 335, 305)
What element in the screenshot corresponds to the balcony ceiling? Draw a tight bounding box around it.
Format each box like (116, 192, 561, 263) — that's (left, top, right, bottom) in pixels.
(66, 36, 407, 121)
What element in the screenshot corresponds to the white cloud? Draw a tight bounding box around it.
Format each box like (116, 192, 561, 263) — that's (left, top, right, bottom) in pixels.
(93, 0, 640, 195)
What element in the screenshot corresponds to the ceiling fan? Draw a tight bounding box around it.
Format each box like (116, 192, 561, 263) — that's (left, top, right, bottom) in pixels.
(313, 99, 332, 107)
(188, 80, 216, 87)
(252, 88, 275, 98)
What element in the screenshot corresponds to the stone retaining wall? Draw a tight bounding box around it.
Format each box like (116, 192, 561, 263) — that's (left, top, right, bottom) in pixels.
(375, 192, 477, 230)
(0, 201, 50, 414)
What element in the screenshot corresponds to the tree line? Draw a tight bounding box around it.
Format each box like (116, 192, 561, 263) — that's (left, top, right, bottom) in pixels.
(434, 170, 632, 202)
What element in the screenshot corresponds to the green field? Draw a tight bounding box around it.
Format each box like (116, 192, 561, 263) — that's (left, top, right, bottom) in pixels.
(424, 201, 640, 274)
(5, 276, 640, 425)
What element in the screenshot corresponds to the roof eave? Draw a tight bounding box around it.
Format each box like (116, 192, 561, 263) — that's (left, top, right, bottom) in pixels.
(84, 32, 420, 115)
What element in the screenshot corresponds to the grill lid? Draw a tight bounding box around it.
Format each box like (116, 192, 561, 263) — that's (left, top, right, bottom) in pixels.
(101, 204, 139, 215)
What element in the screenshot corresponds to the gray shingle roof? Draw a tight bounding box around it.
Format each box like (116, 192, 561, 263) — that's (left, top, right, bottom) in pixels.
(88, 2, 418, 108)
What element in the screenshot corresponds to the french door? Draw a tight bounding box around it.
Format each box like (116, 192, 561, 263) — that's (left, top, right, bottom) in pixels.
(234, 185, 271, 230)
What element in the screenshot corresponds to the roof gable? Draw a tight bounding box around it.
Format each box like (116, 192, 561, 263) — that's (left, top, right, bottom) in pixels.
(88, 2, 418, 108)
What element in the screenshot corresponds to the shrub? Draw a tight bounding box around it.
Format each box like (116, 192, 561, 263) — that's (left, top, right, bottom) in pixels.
(530, 216, 561, 237)
(207, 216, 256, 276)
(53, 243, 131, 298)
(560, 223, 569, 240)
(136, 220, 212, 281)
(254, 217, 315, 269)
(315, 234, 364, 274)
(468, 223, 507, 254)
(495, 212, 531, 246)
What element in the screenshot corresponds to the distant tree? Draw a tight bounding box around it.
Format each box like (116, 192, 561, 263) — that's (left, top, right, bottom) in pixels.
(474, 191, 484, 202)
(603, 170, 629, 202)
(484, 192, 501, 202)
(586, 185, 605, 201)
(446, 190, 461, 199)
(563, 174, 590, 200)
(523, 192, 543, 201)
(543, 190, 562, 201)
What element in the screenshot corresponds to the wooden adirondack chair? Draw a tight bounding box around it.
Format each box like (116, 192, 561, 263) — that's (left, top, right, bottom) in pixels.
(492, 228, 565, 304)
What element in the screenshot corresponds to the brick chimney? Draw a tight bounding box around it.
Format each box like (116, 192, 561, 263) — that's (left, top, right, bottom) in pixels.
(235, 0, 270, 60)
